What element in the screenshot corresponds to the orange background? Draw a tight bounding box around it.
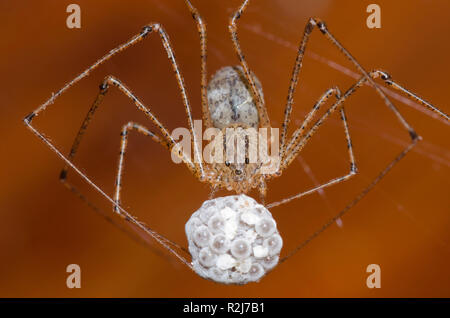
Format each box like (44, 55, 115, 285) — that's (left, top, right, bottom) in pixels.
(1, 0, 449, 297)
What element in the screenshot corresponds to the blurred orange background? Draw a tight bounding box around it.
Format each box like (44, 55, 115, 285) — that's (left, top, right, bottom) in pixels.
(1, 0, 449, 297)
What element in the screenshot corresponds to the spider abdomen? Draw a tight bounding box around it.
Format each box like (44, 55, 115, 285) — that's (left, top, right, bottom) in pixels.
(207, 66, 263, 129)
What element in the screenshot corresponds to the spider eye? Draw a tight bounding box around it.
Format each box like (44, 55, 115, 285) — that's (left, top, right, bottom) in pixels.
(245, 158, 250, 164)
(225, 161, 230, 167)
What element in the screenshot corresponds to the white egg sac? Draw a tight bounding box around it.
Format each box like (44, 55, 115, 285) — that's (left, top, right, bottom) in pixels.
(185, 194, 283, 284)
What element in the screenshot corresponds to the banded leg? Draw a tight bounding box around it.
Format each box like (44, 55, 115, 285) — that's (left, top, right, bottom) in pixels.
(114, 122, 165, 213)
(276, 70, 448, 259)
(280, 86, 343, 164)
(280, 139, 419, 263)
(56, 78, 193, 258)
(60, 175, 186, 262)
(26, 119, 193, 269)
(377, 70, 449, 121)
(279, 17, 422, 160)
(282, 70, 448, 170)
(24, 22, 204, 178)
(23, 23, 201, 269)
(229, 0, 270, 128)
(59, 75, 196, 189)
(56, 83, 192, 261)
(267, 89, 357, 209)
(184, 0, 212, 128)
(59, 176, 170, 258)
(113, 122, 189, 254)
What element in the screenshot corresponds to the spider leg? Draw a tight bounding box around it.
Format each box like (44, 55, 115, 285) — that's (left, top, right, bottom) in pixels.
(25, 123, 193, 270)
(228, 0, 270, 128)
(114, 122, 169, 213)
(58, 78, 194, 263)
(24, 24, 153, 121)
(55, 75, 195, 257)
(59, 177, 162, 253)
(280, 18, 423, 159)
(279, 139, 418, 263)
(23, 23, 202, 269)
(113, 122, 189, 253)
(208, 185, 219, 199)
(62, 118, 190, 260)
(375, 70, 449, 121)
(59, 175, 183, 264)
(267, 88, 357, 209)
(271, 71, 448, 262)
(58, 75, 196, 186)
(24, 22, 204, 178)
(184, 0, 213, 128)
(258, 178, 268, 205)
(282, 70, 448, 169)
(281, 86, 343, 164)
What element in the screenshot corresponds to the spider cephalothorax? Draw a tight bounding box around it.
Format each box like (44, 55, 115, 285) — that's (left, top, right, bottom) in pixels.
(205, 124, 265, 194)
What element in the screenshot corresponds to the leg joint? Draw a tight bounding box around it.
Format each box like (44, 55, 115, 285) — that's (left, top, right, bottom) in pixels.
(23, 112, 36, 125)
(311, 18, 327, 33)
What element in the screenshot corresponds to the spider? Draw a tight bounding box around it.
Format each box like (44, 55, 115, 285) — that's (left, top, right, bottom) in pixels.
(24, 0, 449, 274)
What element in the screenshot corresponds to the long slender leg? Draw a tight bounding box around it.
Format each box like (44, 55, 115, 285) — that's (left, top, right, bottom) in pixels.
(113, 122, 165, 213)
(58, 75, 196, 182)
(24, 22, 204, 178)
(282, 70, 448, 170)
(229, 0, 270, 128)
(297, 155, 343, 227)
(25, 122, 193, 269)
(267, 99, 357, 208)
(274, 71, 448, 260)
(279, 139, 419, 263)
(57, 88, 192, 262)
(281, 86, 342, 164)
(55, 76, 198, 261)
(60, 179, 149, 247)
(56, 78, 194, 255)
(62, 115, 189, 255)
(184, 0, 212, 128)
(376, 70, 449, 121)
(113, 121, 189, 254)
(59, 178, 184, 262)
(23, 24, 201, 269)
(279, 18, 422, 160)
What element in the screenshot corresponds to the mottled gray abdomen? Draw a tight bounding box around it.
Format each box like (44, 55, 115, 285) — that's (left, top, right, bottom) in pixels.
(207, 66, 264, 129)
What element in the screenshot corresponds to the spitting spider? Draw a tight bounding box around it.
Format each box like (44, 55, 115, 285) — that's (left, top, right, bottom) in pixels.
(24, 0, 449, 276)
